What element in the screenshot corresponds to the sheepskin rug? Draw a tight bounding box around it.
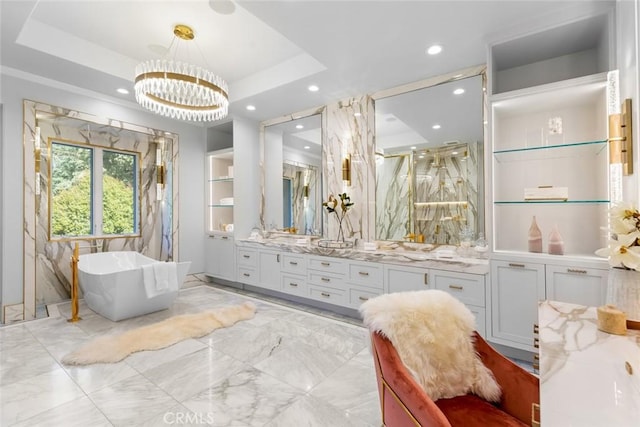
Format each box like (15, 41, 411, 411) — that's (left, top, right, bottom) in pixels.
(62, 301, 256, 365)
(360, 290, 501, 402)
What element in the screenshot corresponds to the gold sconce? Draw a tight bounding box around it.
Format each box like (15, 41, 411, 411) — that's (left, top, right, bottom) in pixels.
(156, 140, 165, 201)
(303, 185, 310, 198)
(609, 98, 633, 175)
(342, 154, 351, 186)
(34, 127, 41, 195)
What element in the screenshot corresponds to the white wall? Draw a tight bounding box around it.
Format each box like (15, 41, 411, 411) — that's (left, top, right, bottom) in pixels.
(0, 71, 207, 307)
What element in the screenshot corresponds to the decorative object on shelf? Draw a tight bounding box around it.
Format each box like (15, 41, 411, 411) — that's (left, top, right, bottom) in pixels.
(320, 193, 354, 247)
(528, 216, 542, 253)
(474, 232, 489, 257)
(547, 224, 564, 255)
(596, 202, 640, 324)
(134, 24, 229, 122)
(524, 186, 568, 201)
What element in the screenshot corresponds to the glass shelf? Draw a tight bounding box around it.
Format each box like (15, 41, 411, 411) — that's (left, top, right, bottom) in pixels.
(209, 178, 234, 182)
(493, 139, 607, 154)
(209, 204, 234, 208)
(495, 199, 609, 205)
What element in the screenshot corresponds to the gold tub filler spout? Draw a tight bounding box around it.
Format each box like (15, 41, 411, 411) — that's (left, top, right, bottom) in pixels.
(69, 242, 101, 322)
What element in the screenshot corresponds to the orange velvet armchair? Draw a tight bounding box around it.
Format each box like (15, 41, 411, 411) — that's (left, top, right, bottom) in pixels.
(370, 331, 539, 427)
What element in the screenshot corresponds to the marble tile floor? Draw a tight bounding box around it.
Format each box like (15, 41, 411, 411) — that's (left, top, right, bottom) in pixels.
(0, 284, 381, 427)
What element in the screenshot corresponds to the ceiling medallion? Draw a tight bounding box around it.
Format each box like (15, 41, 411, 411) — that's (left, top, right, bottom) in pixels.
(134, 24, 229, 122)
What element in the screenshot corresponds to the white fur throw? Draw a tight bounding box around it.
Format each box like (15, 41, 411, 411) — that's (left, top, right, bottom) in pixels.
(360, 290, 501, 402)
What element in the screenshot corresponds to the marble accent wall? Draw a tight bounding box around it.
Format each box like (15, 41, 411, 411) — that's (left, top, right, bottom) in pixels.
(324, 96, 375, 242)
(375, 154, 410, 240)
(22, 100, 179, 320)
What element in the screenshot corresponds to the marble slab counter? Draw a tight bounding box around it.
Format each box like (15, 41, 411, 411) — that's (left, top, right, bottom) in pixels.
(538, 300, 640, 426)
(236, 238, 489, 275)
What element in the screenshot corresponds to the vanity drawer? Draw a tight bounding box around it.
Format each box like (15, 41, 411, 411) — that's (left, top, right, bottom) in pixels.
(348, 287, 382, 308)
(309, 285, 346, 305)
(308, 271, 344, 288)
(236, 266, 257, 285)
(281, 273, 308, 297)
(282, 254, 307, 274)
(308, 256, 347, 275)
(348, 262, 383, 289)
(237, 248, 257, 267)
(433, 270, 485, 307)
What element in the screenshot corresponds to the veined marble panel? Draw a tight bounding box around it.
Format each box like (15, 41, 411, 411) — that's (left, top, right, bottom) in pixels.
(375, 154, 410, 240)
(325, 96, 375, 242)
(21, 100, 179, 319)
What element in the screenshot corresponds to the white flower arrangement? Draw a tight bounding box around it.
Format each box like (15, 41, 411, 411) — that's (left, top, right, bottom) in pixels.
(595, 202, 640, 271)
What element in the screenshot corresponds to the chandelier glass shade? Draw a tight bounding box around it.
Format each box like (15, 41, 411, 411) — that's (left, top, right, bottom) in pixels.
(134, 25, 229, 122)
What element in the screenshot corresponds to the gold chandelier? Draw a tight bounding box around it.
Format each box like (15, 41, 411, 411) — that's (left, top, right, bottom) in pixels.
(134, 24, 229, 122)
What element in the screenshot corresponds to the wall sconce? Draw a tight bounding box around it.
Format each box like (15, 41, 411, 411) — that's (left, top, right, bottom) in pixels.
(34, 127, 41, 195)
(608, 98, 633, 175)
(342, 154, 351, 186)
(303, 185, 310, 199)
(156, 140, 165, 201)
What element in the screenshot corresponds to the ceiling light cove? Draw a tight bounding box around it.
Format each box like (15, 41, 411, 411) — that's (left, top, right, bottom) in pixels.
(246, 105, 256, 111)
(426, 44, 443, 55)
(308, 85, 320, 92)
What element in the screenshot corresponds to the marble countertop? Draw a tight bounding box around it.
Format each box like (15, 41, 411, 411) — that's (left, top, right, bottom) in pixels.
(539, 300, 640, 426)
(235, 237, 490, 275)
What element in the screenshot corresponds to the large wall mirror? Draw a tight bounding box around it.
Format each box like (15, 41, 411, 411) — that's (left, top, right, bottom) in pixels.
(261, 108, 324, 236)
(374, 66, 486, 245)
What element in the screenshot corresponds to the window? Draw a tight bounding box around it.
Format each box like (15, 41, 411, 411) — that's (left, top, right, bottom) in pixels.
(50, 141, 139, 239)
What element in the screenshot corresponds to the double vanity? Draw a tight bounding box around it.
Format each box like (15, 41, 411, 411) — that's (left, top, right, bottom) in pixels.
(207, 234, 491, 337)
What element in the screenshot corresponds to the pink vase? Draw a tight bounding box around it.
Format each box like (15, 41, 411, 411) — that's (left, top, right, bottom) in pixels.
(528, 216, 542, 253)
(548, 224, 564, 255)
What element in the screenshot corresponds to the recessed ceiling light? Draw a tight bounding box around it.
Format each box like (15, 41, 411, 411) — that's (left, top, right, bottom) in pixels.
(296, 124, 304, 129)
(246, 105, 256, 111)
(426, 45, 442, 55)
(304, 146, 310, 150)
(452, 151, 459, 155)
(354, 112, 362, 117)
(453, 88, 465, 95)
(410, 146, 417, 150)
(308, 85, 319, 92)
(432, 124, 441, 130)
(117, 88, 129, 95)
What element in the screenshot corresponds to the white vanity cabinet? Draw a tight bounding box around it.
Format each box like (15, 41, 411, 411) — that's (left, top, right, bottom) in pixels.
(281, 253, 307, 297)
(236, 247, 258, 286)
(545, 263, 608, 307)
(432, 269, 488, 337)
(345, 261, 384, 309)
(205, 234, 236, 282)
(490, 259, 546, 351)
(257, 249, 281, 291)
(384, 264, 430, 293)
(307, 255, 347, 305)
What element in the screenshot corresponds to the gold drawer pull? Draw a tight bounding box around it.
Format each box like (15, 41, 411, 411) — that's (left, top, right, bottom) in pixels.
(532, 403, 540, 427)
(567, 268, 587, 274)
(533, 324, 539, 334)
(533, 362, 540, 370)
(359, 296, 369, 301)
(243, 255, 250, 259)
(358, 271, 369, 276)
(321, 277, 330, 282)
(424, 273, 428, 285)
(449, 285, 463, 291)
(625, 361, 633, 375)
(221, 236, 229, 240)
(508, 263, 525, 268)
(321, 292, 330, 297)
(533, 354, 540, 361)
(321, 262, 331, 266)
(243, 273, 250, 277)
(534, 337, 539, 349)
(289, 282, 298, 287)
(289, 261, 298, 266)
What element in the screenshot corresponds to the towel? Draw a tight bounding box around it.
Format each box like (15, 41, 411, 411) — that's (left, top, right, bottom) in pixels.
(142, 262, 179, 298)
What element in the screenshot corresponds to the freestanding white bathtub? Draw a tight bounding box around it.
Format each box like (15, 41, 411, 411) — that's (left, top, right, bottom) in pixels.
(78, 251, 191, 321)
